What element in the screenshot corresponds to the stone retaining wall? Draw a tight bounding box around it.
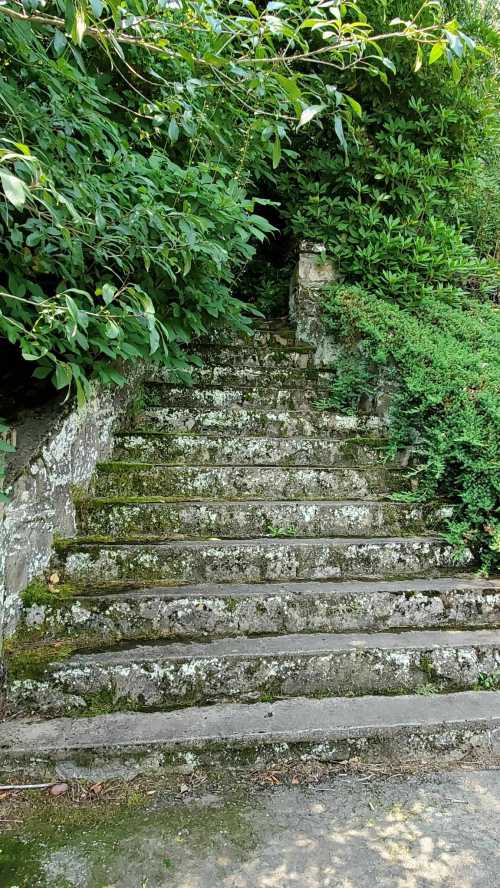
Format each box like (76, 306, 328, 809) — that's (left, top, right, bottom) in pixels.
(0, 373, 138, 639)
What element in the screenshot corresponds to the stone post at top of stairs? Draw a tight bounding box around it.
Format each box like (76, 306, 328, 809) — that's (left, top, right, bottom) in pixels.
(289, 241, 337, 365)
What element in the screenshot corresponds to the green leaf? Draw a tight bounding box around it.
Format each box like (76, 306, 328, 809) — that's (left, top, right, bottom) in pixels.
(429, 42, 445, 64)
(381, 58, 396, 74)
(33, 365, 53, 380)
(65, 0, 75, 31)
(168, 118, 179, 143)
(451, 58, 461, 84)
(272, 136, 281, 169)
(344, 95, 362, 117)
(334, 115, 348, 153)
(90, 0, 104, 16)
(274, 74, 301, 102)
(54, 363, 73, 390)
(414, 45, 423, 72)
(53, 30, 67, 56)
(101, 283, 116, 305)
(0, 172, 26, 208)
(105, 319, 120, 339)
(297, 105, 325, 129)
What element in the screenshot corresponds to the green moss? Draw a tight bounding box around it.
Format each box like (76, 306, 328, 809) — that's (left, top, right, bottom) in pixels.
(0, 782, 258, 887)
(419, 653, 439, 682)
(5, 639, 76, 682)
(21, 578, 76, 608)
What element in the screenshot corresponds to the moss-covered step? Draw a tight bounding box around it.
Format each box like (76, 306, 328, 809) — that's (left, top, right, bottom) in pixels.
(194, 344, 319, 370)
(150, 365, 334, 389)
(76, 498, 449, 540)
(213, 324, 297, 348)
(142, 383, 332, 411)
(20, 577, 500, 646)
(112, 433, 388, 466)
(92, 463, 407, 500)
(132, 407, 387, 437)
(54, 536, 472, 586)
(2, 691, 500, 779)
(8, 629, 500, 715)
(196, 342, 319, 367)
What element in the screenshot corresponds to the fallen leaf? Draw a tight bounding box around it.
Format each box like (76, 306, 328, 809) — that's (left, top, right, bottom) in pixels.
(291, 776, 300, 785)
(179, 783, 190, 794)
(49, 783, 68, 796)
(89, 782, 103, 795)
(49, 572, 60, 586)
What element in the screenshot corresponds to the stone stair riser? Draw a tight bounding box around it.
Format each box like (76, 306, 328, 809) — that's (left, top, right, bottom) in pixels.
(76, 500, 447, 540)
(195, 345, 317, 370)
(112, 434, 387, 467)
(56, 539, 471, 586)
(22, 585, 500, 645)
(143, 385, 329, 411)
(94, 465, 404, 499)
(150, 366, 334, 389)
(134, 408, 386, 437)
(9, 641, 500, 714)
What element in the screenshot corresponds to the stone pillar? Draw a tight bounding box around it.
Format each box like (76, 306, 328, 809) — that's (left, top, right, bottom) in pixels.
(289, 241, 336, 363)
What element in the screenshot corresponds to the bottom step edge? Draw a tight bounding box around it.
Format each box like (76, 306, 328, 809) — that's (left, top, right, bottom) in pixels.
(1, 691, 499, 780)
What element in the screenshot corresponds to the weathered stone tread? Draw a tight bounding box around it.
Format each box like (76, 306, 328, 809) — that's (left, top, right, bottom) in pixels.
(78, 575, 499, 602)
(134, 406, 387, 437)
(21, 576, 500, 646)
(56, 535, 471, 586)
(76, 497, 449, 540)
(65, 628, 500, 665)
(93, 463, 406, 499)
(11, 628, 497, 714)
(2, 691, 499, 775)
(112, 432, 388, 466)
(149, 366, 334, 388)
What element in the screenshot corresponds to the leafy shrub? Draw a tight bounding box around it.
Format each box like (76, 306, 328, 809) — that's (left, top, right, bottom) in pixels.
(0, 0, 480, 401)
(324, 286, 500, 571)
(269, 0, 499, 569)
(0, 23, 275, 401)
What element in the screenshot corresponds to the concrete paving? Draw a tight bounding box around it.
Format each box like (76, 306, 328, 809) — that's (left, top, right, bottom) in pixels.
(1, 766, 499, 887)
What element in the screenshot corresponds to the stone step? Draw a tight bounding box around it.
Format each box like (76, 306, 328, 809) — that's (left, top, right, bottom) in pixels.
(143, 383, 330, 411)
(2, 691, 499, 779)
(202, 324, 297, 349)
(227, 324, 297, 348)
(54, 536, 472, 587)
(76, 498, 448, 540)
(22, 578, 500, 646)
(195, 344, 320, 370)
(8, 630, 500, 714)
(112, 432, 387, 466)
(93, 463, 406, 499)
(150, 365, 334, 389)
(133, 407, 386, 437)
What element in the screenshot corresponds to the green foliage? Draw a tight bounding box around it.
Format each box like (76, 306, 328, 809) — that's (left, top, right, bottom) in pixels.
(266, 522, 298, 538)
(268, 0, 499, 571)
(0, 21, 276, 402)
(0, 0, 479, 406)
(324, 285, 500, 572)
(0, 418, 15, 503)
(476, 670, 500, 690)
(278, 102, 498, 307)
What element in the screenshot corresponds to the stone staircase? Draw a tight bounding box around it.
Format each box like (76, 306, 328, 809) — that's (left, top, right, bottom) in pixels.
(1, 322, 500, 779)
